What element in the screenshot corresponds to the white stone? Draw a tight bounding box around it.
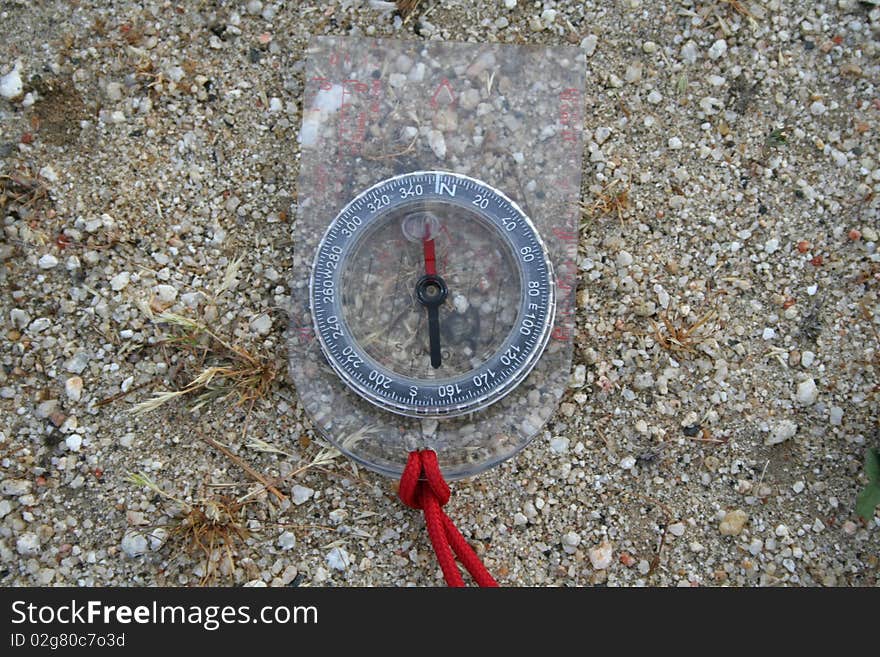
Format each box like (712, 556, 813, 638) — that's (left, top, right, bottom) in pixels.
(764, 238, 779, 254)
(504, 0, 517, 8)
(292, 485, 314, 505)
(1, 479, 32, 496)
(669, 522, 685, 537)
(65, 351, 89, 374)
(0, 63, 23, 99)
(668, 136, 683, 150)
(767, 419, 798, 445)
(647, 90, 662, 104)
(326, 547, 350, 571)
(121, 532, 148, 557)
(29, 318, 51, 332)
(708, 39, 728, 59)
(616, 250, 633, 267)
(149, 527, 168, 551)
(829, 406, 844, 425)
(796, 378, 818, 405)
(10, 308, 30, 329)
(16, 533, 40, 556)
(810, 101, 827, 115)
(620, 455, 636, 470)
(453, 295, 469, 313)
(762, 327, 776, 340)
(120, 433, 135, 448)
(580, 35, 598, 56)
(428, 130, 446, 159)
(0, 500, 11, 518)
(792, 480, 805, 493)
(680, 41, 698, 64)
(278, 531, 297, 551)
(595, 126, 611, 144)
(562, 531, 581, 554)
(110, 272, 130, 291)
(251, 314, 272, 335)
(65, 434, 83, 452)
(38, 254, 59, 269)
(549, 437, 569, 454)
(105, 82, 123, 101)
(64, 376, 82, 401)
(35, 399, 59, 419)
(39, 168, 59, 186)
(588, 541, 613, 570)
(268, 97, 283, 112)
(801, 351, 815, 367)
(154, 284, 177, 302)
(513, 512, 528, 526)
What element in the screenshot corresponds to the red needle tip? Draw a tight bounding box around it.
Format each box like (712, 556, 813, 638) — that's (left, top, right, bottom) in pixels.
(422, 230, 437, 276)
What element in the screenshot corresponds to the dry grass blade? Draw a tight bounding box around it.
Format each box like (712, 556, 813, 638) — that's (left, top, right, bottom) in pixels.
(215, 255, 244, 298)
(396, 0, 423, 22)
(652, 309, 719, 353)
(719, 0, 753, 18)
(580, 179, 630, 227)
(0, 168, 51, 211)
(131, 311, 277, 415)
(128, 472, 252, 585)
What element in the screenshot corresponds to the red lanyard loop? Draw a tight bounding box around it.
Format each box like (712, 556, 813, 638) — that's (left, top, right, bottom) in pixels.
(398, 450, 498, 587)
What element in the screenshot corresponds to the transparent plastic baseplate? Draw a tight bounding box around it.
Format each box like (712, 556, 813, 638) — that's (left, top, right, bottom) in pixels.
(289, 37, 586, 479)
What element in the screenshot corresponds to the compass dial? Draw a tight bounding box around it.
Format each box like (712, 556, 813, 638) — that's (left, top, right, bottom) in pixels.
(310, 171, 555, 418)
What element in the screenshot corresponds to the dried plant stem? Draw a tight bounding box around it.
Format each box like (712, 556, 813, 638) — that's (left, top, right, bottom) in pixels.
(199, 433, 286, 502)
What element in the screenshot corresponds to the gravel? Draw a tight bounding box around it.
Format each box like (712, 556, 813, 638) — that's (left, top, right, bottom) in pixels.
(0, 0, 877, 588)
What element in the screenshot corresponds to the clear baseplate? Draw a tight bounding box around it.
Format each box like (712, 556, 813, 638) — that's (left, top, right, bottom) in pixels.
(289, 37, 586, 479)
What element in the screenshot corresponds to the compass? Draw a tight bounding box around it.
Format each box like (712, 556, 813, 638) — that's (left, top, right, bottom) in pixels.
(309, 171, 556, 419)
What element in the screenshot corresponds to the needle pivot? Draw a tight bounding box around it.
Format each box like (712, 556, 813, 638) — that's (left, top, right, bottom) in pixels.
(416, 274, 447, 368)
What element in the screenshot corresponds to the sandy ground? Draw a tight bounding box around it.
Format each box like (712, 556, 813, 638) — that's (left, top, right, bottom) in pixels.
(1, 0, 878, 587)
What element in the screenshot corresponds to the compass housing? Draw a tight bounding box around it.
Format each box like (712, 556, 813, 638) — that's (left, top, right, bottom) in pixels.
(309, 171, 556, 418)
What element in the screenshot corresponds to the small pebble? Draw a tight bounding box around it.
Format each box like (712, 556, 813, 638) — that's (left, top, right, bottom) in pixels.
(65, 434, 83, 452)
(801, 351, 815, 368)
(719, 509, 748, 536)
(110, 272, 131, 291)
(1, 479, 32, 496)
(251, 313, 272, 335)
(829, 406, 844, 426)
(38, 254, 59, 269)
(708, 39, 728, 59)
(121, 532, 148, 557)
(619, 455, 636, 470)
(562, 531, 581, 554)
(767, 420, 798, 446)
(292, 485, 314, 505)
(326, 547, 350, 571)
(796, 378, 818, 405)
(278, 531, 297, 551)
(668, 136, 683, 150)
(581, 35, 598, 56)
(0, 63, 23, 99)
(16, 533, 40, 556)
(588, 541, 613, 570)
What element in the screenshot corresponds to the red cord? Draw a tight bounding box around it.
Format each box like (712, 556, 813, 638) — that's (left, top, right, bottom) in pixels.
(399, 450, 498, 587)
